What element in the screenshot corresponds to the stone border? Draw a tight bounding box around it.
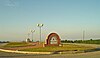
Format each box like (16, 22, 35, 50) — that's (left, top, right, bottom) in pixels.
(0, 49, 53, 54)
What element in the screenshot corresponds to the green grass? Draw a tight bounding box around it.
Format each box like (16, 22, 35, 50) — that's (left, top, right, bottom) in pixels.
(20, 44, 95, 52)
(62, 39, 100, 44)
(0, 42, 95, 52)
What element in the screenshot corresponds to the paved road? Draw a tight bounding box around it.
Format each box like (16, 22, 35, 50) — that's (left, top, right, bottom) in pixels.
(0, 51, 100, 58)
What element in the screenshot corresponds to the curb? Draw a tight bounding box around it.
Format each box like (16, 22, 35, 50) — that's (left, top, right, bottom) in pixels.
(0, 49, 52, 54)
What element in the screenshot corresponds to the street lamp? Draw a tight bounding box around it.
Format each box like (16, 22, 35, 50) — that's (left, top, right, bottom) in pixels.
(37, 24, 44, 42)
(31, 30, 35, 42)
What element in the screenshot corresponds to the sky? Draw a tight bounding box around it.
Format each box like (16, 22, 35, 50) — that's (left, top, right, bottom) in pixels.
(0, 0, 100, 41)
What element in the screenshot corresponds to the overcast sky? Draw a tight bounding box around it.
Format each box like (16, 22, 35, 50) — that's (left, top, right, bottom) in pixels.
(0, 0, 100, 41)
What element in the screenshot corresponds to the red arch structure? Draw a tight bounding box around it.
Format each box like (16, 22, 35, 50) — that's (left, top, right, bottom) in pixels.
(44, 33, 61, 47)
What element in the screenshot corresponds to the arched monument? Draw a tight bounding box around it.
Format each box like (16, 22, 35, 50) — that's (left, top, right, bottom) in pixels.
(44, 33, 61, 47)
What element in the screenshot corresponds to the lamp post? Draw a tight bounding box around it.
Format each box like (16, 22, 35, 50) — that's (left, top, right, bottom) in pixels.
(37, 24, 43, 42)
(31, 30, 35, 42)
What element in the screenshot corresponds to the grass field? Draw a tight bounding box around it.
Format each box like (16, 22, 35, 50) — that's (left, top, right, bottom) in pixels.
(0, 42, 99, 58)
(20, 44, 95, 52)
(0, 42, 95, 52)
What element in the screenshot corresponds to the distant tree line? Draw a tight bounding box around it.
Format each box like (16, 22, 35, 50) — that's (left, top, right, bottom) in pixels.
(0, 41, 9, 43)
(61, 39, 100, 44)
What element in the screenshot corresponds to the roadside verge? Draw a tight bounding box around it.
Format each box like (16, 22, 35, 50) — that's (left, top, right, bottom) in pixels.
(0, 49, 52, 54)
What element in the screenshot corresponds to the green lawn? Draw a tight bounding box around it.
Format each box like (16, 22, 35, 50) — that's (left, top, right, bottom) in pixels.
(20, 44, 95, 52)
(0, 42, 95, 52)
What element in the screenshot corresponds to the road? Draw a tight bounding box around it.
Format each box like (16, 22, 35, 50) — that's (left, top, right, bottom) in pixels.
(0, 51, 100, 58)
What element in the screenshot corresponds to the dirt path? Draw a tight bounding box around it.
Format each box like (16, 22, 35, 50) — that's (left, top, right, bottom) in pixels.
(2, 43, 43, 50)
